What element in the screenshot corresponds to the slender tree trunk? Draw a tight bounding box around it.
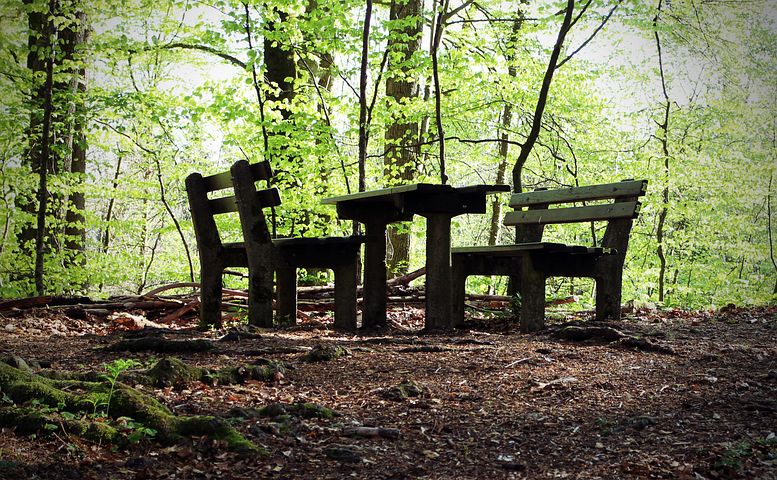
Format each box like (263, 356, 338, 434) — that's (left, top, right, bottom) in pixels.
(767, 173, 776, 294)
(654, 0, 670, 303)
(431, 0, 449, 184)
(488, 14, 525, 246)
(506, 0, 574, 296)
(34, 0, 58, 295)
(511, 0, 575, 195)
(358, 0, 373, 194)
(384, 0, 422, 275)
(18, 0, 49, 256)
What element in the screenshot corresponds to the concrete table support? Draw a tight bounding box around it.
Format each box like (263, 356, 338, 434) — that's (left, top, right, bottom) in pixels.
(361, 220, 389, 329)
(423, 213, 453, 330)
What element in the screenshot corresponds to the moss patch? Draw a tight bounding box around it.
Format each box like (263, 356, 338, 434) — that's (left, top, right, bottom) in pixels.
(302, 345, 350, 362)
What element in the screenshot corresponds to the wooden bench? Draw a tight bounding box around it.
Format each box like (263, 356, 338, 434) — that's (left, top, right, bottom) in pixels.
(451, 179, 648, 332)
(185, 159, 364, 330)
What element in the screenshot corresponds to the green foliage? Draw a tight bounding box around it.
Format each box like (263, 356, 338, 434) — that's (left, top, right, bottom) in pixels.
(0, 0, 773, 308)
(100, 358, 141, 416)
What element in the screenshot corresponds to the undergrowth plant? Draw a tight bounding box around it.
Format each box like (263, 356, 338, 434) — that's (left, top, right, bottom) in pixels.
(100, 358, 141, 417)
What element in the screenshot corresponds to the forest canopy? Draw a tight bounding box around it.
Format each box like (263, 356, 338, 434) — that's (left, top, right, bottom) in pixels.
(0, 0, 774, 309)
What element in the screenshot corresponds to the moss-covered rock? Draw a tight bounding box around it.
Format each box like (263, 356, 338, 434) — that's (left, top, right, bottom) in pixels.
(302, 345, 350, 362)
(145, 357, 204, 388)
(383, 379, 426, 401)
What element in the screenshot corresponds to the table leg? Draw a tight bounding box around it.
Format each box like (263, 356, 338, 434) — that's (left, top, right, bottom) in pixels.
(361, 221, 388, 329)
(424, 213, 453, 330)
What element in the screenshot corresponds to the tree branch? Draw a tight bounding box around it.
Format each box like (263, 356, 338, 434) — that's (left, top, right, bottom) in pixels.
(556, 0, 621, 69)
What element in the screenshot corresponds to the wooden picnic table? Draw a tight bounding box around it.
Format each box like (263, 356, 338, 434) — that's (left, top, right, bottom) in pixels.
(323, 183, 509, 330)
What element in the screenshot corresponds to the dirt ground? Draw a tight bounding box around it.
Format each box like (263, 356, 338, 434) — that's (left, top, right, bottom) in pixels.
(0, 303, 775, 479)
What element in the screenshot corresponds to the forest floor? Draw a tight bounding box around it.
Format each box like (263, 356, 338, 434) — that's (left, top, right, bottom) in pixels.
(0, 302, 775, 479)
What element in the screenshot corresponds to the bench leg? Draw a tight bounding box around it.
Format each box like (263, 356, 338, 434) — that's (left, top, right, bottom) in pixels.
(199, 259, 223, 328)
(595, 268, 622, 321)
(276, 267, 297, 325)
(246, 260, 274, 328)
(520, 256, 545, 333)
(451, 257, 467, 328)
(333, 260, 358, 332)
(362, 221, 388, 329)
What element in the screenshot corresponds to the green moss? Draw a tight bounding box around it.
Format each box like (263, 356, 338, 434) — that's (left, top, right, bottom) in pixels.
(109, 384, 180, 442)
(0, 360, 258, 453)
(258, 402, 339, 419)
(302, 345, 350, 362)
(145, 357, 205, 388)
(177, 416, 264, 454)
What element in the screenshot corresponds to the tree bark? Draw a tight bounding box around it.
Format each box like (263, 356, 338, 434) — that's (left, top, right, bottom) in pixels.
(17, 0, 50, 255)
(264, 8, 296, 122)
(384, 0, 422, 275)
(358, 0, 373, 194)
(34, 0, 58, 295)
(63, 10, 88, 272)
(653, 0, 670, 303)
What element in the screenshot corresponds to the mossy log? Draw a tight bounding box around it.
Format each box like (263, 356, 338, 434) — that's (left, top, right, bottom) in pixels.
(0, 361, 260, 453)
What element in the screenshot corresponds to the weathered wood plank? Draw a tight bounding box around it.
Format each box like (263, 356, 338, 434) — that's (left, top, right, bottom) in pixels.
(321, 183, 429, 204)
(209, 188, 281, 215)
(452, 242, 567, 255)
(504, 201, 640, 225)
(509, 180, 647, 208)
(202, 161, 272, 192)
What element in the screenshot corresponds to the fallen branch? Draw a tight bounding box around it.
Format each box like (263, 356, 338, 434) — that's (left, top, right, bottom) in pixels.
(160, 299, 201, 323)
(0, 295, 93, 311)
(387, 267, 426, 286)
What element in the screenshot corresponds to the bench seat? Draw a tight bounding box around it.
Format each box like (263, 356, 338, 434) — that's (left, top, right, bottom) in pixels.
(186, 160, 365, 330)
(452, 179, 647, 332)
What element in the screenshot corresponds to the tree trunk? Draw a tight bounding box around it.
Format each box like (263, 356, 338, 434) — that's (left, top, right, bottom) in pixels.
(358, 0, 373, 194)
(511, 0, 574, 196)
(63, 10, 88, 273)
(384, 0, 422, 276)
(264, 8, 296, 122)
(34, 0, 58, 295)
(507, 0, 573, 296)
(654, 0, 670, 303)
(487, 14, 525, 246)
(17, 0, 49, 256)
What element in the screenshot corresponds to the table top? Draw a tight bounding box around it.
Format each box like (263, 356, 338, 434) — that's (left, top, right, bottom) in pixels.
(322, 183, 510, 205)
(322, 183, 510, 221)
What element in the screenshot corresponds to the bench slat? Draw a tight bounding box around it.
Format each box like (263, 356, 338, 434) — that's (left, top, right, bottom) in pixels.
(504, 201, 640, 225)
(202, 161, 273, 192)
(509, 180, 647, 208)
(452, 242, 611, 256)
(209, 188, 281, 214)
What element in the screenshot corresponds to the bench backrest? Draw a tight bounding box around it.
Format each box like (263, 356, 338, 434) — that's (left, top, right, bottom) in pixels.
(504, 179, 648, 249)
(185, 161, 280, 254)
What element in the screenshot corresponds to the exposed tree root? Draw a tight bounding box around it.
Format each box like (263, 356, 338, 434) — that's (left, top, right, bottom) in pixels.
(38, 357, 287, 388)
(553, 325, 676, 354)
(0, 360, 262, 453)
